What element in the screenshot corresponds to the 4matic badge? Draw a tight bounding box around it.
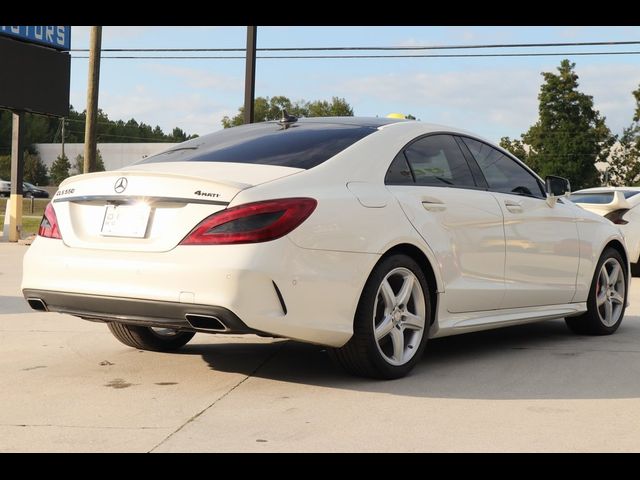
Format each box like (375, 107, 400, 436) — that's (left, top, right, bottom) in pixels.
(194, 190, 221, 198)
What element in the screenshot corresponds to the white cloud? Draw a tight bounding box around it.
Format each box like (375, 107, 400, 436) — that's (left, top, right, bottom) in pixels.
(146, 64, 242, 91)
(69, 87, 234, 136)
(340, 67, 541, 139)
(71, 26, 230, 49)
(99, 91, 232, 135)
(575, 63, 640, 134)
(340, 62, 640, 141)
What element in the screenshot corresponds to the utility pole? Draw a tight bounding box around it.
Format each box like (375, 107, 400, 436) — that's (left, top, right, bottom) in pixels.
(83, 26, 102, 173)
(243, 26, 257, 124)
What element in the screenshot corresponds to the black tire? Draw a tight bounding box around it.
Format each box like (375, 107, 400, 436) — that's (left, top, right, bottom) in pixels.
(330, 254, 431, 379)
(107, 322, 195, 351)
(566, 247, 627, 335)
(631, 262, 640, 277)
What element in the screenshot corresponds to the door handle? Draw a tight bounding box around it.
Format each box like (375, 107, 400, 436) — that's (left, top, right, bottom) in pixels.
(422, 200, 446, 212)
(504, 200, 523, 213)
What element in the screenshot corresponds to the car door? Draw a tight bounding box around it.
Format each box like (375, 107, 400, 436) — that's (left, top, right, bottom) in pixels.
(386, 134, 506, 313)
(459, 136, 579, 309)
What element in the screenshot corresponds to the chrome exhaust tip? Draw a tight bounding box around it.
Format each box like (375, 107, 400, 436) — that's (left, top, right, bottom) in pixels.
(185, 313, 228, 332)
(26, 298, 48, 312)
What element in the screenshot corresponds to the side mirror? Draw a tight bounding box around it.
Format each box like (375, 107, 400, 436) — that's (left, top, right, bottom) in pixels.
(545, 175, 570, 206)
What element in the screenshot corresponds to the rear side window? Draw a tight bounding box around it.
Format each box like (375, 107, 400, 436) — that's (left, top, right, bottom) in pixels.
(136, 122, 377, 170)
(402, 135, 476, 187)
(570, 193, 615, 204)
(462, 137, 545, 198)
(385, 152, 414, 184)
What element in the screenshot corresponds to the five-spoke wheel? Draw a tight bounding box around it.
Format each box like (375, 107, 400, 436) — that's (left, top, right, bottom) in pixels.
(566, 248, 627, 335)
(373, 267, 426, 367)
(331, 254, 431, 379)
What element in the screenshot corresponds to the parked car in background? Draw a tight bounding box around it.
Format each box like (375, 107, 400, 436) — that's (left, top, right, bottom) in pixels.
(0, 179, 10, 197)
(22, 118, 630, 379)
(23, 182, 49, 199)
(570, 187, 640, 275)
(0, 180, 49, 198)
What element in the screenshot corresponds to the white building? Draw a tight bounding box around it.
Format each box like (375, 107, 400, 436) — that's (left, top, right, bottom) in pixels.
(35, 143, 178, 172)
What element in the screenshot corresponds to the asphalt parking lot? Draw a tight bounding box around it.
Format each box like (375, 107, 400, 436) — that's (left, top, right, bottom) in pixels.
(2, 242, 640, 452)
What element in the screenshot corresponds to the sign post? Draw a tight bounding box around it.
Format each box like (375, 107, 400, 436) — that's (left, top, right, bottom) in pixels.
(9, 112, 25, 242)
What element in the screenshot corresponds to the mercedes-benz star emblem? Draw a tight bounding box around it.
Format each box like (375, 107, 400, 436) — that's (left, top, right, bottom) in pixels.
(114, 177, 128, 193)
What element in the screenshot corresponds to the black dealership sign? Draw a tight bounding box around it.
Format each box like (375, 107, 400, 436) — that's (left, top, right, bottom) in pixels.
(0, 34, 70, 117)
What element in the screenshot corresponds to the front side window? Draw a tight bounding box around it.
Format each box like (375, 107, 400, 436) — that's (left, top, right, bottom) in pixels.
(462, 137, 545, 198)
(402, 135, 476, 187)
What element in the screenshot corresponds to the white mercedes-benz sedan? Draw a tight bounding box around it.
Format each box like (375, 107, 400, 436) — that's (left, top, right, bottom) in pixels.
(22, 117, 630, 379)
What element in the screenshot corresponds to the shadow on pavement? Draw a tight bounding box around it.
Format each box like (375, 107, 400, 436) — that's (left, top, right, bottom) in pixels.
(179, 317, 640, 400)
(0, 295, 32, 315)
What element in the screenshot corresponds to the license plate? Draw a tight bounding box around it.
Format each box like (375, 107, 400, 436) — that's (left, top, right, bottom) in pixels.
(101, 204, 151, 238)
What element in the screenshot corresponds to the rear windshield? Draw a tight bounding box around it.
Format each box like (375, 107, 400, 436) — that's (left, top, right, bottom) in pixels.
(571, 191, 640, 204)
(136, 121, 378, 170)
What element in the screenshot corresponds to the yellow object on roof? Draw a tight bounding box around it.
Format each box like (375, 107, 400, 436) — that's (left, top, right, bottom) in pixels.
(386, 113, 406, 119)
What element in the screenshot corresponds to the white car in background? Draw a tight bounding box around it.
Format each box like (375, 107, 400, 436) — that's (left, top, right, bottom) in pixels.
(21, 117, 630, 379)
(570, 187, 640, 275)
(0, 178, 10, 197)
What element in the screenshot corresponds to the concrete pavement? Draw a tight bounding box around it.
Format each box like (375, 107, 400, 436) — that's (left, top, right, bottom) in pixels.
(2, 242, 640, 452)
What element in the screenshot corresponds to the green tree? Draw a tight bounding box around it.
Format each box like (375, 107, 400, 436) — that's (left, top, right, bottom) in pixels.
(49, 154, 71, 186)
(0, 154, 10, 180)
(306, 97, 354, 117)
(605, 84, 640, 186)
(499, 137, 529, 163)
(0, 106, 194, 155)
(170, 127, 190, 143)
(518, 60, 613, 190)
(73, 150, 105, 174)
(222, 96, 354, 128)
(23, 152, 48, 185)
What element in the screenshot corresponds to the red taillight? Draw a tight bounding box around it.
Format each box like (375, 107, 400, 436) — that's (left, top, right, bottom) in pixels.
(38, 202, 62, 239)
(180, 197, 317, 245)
(604, 209, 629, 225)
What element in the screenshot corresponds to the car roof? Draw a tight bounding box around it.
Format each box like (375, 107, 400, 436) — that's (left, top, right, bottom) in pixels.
(245, 117, 487, 139)
(271, 116, 404, 128)
(573, 187, 640, 193)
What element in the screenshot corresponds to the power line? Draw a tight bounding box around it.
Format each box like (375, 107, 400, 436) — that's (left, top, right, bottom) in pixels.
(69, 40, 640, 53)
(71, 51, 640, 60)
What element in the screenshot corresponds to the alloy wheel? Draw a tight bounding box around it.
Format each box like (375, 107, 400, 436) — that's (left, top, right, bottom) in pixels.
(372, 267, 426, 366)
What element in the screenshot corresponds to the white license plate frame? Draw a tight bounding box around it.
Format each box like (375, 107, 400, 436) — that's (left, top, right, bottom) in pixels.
(100, 204, 151, 238)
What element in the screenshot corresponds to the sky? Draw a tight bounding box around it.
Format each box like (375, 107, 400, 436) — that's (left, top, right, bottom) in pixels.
(69, 26, 640, 144)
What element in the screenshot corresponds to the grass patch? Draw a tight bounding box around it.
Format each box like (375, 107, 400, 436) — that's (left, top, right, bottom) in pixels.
(0, 197, 49, 217)
(0, 215, 41, 236)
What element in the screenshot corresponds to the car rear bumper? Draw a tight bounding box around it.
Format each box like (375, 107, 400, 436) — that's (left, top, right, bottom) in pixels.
(22, 236, 380, 347)
(23, 288, 259, 334)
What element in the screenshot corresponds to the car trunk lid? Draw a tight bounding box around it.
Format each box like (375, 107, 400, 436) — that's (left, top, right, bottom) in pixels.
(52, 162, 303, 252)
